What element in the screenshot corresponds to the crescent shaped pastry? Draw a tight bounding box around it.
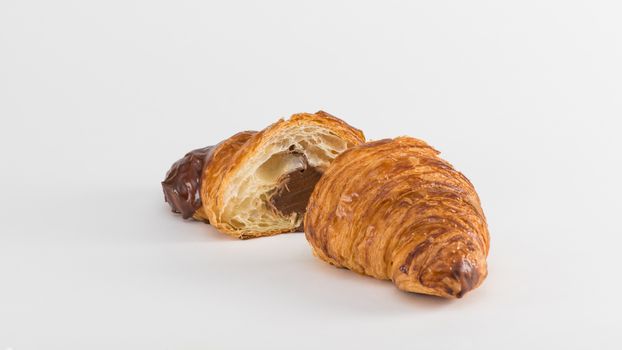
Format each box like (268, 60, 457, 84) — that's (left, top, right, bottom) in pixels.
(162, 111, 365, 239)
(304, 137, 490, 298)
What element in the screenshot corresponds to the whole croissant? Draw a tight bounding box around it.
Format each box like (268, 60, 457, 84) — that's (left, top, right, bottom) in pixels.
(304, 137, 490, 298)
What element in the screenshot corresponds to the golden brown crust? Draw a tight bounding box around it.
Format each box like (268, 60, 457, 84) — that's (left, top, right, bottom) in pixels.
(197, 131, 257, 221)
(304, 137, 489, 298)
(202, 111, 365, 239)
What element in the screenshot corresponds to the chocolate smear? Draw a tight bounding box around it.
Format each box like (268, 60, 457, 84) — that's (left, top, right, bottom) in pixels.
(161, 146, 214, 220)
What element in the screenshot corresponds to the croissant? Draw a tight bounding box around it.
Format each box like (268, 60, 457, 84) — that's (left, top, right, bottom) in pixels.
(162, 111, 365, 239)
(304, 137, 490, 298)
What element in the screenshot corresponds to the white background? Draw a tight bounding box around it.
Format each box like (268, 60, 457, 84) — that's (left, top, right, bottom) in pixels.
(1, 0, 621, 348)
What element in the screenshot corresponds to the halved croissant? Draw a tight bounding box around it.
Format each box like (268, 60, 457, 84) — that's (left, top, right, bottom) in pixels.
(162, 111, 365, 239)
(304, 137, 490, 298)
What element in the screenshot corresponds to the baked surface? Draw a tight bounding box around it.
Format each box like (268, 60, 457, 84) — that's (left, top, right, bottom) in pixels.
(304, 137, 490, 298)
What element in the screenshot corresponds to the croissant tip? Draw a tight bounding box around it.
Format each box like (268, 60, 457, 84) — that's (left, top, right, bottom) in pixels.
(451, 259, 480, 298)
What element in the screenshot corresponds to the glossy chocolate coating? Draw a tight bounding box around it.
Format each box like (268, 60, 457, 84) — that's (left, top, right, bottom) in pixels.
(161, 146, 214, 220)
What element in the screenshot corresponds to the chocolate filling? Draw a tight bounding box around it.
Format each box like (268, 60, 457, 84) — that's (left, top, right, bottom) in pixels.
(161, 146, 214, 220)
(268, 153, 323, 228)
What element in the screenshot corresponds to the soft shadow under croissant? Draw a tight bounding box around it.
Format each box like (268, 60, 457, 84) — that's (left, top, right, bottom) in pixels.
(304, 137, 490, 298)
